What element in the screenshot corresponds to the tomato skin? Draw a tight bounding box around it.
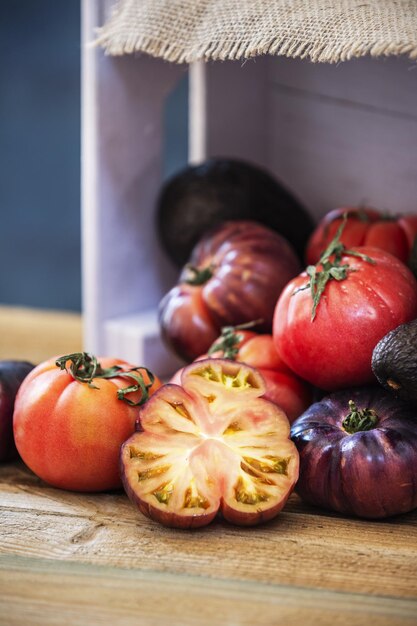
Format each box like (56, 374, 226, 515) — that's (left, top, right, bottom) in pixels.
(158, 284, 219, 362)
(159, 220, 301, 362)
(291, 387, 417, 518)
(121, 359, 299, 528)
(260, 369, 313, 424)
(306, 208, 417, 265)
(13, 357, 161, 492)
(237, 333, 290, 372)
(273, 247, 417, 391)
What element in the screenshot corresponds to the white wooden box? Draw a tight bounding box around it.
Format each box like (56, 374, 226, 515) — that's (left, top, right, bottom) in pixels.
(82, 0, 417, 377)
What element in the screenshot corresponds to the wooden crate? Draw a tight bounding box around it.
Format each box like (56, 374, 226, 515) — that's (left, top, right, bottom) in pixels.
(81, 0, 417, 376)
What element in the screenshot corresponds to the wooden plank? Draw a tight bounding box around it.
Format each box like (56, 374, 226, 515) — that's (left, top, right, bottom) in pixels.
(206, 57, 269, 169)
(268, 84, 417, 222)
(1, 463, 416, 600)
(268, 57, 417, 120)
(82, 0, 182, 356)
(0, 306, 82, 364)
(1, 554, 417, 626)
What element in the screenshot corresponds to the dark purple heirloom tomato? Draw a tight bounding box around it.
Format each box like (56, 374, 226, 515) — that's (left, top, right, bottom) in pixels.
(0, 360, 34, 462)
(159, 220, 301, 362)
(290, 387, 417, 519)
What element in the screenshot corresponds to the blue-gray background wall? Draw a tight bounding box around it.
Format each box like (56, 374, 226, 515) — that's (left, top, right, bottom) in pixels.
(0, 2, 189, 314)
(1, 1, 81, 311)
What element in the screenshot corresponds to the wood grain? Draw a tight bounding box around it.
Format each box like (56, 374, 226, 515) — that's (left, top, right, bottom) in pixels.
(0, 306, 82, 364)
(267, 56, 417, 222)
(1, 553, 417, 626)
(1, 462, 416, 626)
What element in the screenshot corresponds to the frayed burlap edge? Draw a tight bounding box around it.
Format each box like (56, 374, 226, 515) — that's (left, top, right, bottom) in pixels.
(94, 31, 417, 64)
(94, 0, 417, 64)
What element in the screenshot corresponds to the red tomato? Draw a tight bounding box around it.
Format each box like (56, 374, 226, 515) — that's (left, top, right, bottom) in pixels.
(306, 207, 417, 266)
(260, 370, 313, 424)
(13, 353, 161, 492)
(159, 220, 301, 362)
(121, 359, 299, 528)
(171, 329, 312, 423)
(273, 247, 417, 391)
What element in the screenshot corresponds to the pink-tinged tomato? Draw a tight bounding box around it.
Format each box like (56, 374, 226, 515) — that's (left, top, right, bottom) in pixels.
(13, 353, 161, 492)
(273, 222, 417, 390)
(120, 359, 299, 528)
(159, 220, 301, 362)
(306, 207, 417, 266)
(291, 386, 417, 519)
(172, 328, 312, 423)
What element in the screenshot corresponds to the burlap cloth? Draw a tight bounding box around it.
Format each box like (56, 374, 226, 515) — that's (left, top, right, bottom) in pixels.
(96, 0, 417, 64)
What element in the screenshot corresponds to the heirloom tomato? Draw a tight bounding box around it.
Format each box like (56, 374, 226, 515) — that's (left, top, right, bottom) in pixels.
(121, 359, 299, 528)
(273, 220, 417, 390)
(306, 207, 417, 266)
(171, 325, 312, 423)
(291, 386, 417, 518)
(13, 353, 161, 492)
(159, 220, 301, 362)
(0, 360, 34, 462)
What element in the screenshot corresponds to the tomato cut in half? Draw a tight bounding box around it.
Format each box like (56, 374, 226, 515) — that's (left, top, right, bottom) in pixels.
(120, 359, 299, 528)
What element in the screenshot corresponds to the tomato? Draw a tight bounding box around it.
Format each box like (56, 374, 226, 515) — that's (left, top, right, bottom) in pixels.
(120, 359, 299, 528)
(157, 283, 219, 362)
(0, 360, 34, 462)
(306, 207, 417, 266)
(159, 220, 301, 362)
(291, 386, 417, 518)
(273, 224, 417, 390)
(13, 353, 161, 492)
(172, 327, 312, 423)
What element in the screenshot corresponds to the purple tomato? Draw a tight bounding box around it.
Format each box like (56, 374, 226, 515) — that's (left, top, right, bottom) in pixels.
(290, 386, 417, 519)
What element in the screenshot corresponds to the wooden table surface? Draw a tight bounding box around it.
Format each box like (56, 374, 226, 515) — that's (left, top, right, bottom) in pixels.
(0, 306, 416, 625)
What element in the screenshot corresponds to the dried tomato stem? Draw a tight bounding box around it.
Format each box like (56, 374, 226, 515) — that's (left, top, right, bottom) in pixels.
(342, 400, 378, 434)
(55, 352, 155, 406)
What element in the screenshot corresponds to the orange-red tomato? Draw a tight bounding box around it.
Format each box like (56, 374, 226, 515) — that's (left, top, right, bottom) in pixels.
(13, 354, 161, 492)
(306, 207, 417, 266)
(171, 330, 312, 423)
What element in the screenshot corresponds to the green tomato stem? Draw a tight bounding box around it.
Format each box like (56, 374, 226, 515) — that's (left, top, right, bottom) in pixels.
(342, 400, 379, 434)
(208, 319, 263, 360)
(295, 214, 376, 321)
(55, 352, 155, 407)
(184, 264, 214, 286)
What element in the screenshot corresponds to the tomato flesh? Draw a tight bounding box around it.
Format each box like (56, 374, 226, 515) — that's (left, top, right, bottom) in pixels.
(121, 359, 299, 528)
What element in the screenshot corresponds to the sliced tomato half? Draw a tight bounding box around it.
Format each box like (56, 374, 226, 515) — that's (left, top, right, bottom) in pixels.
(120, 359, 299, 528)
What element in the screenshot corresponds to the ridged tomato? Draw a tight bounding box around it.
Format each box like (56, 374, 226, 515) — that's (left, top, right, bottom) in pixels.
(121, 359, 299, 528)
(159, 220, 301, 362)
(13, 353, 161, 492)
(291, 386, 417, 518)
(306, 207, 417, 266)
